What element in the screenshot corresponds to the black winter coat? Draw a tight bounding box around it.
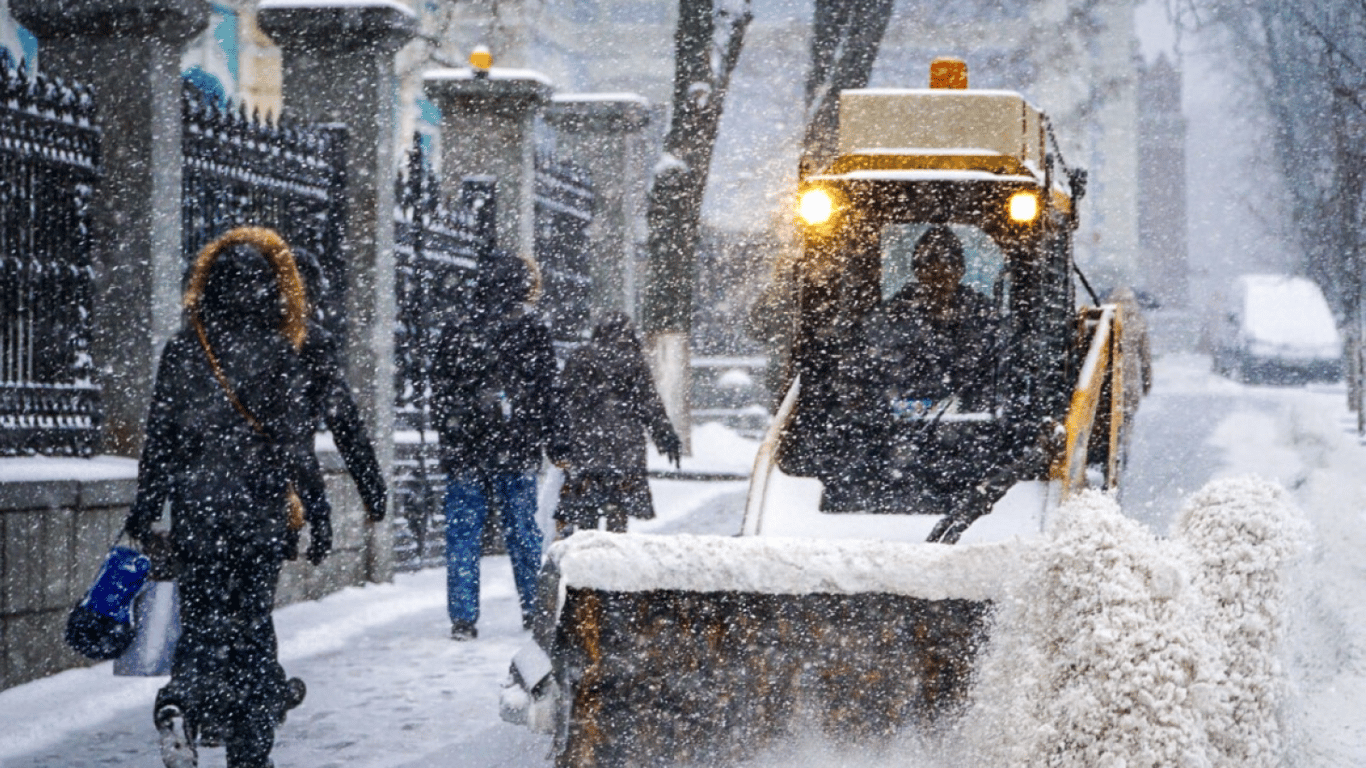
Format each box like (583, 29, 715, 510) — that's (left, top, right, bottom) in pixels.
(431, 306, 556, 475)
(550, 338, 675, 476)
(126, 326, 328, 565)
(302, 322, 386, 520)
(859, 283, 1001, 413)
(548, 335, 676, 525)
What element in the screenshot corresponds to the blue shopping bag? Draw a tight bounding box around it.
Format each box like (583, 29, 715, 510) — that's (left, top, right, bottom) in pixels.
(65, 545, 151, 660)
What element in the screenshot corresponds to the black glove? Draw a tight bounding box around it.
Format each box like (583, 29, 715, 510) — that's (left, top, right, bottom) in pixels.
(306, 517, 333, 566)
(138, 530, 177, 579)
(124, 515, 152, 544)
(658, 429, 682, 469)
(365, 493, 387, 523)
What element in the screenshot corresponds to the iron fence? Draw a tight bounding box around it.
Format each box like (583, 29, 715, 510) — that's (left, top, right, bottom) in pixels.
(0, 56, 102, 457)
(181, 84, 348, 335)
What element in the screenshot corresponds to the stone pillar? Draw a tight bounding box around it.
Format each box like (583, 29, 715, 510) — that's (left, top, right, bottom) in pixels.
(424, 68, 553, 268)
(544, 94, 652, 320)
(10, 0, 211, 456)
(258, 2, 417, 584)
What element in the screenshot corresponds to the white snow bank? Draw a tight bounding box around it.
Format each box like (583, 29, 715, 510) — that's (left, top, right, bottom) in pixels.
(1173, 477, 1307, 767)
(648, 420, 759, 475)
(959, 481, 1305, 768)
(0, 454, 137, 482)
(549, 530, 1024, 601)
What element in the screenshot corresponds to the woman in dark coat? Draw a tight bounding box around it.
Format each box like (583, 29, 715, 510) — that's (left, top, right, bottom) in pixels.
(550, 312, 681, 533)
(124, 227, 329, 768)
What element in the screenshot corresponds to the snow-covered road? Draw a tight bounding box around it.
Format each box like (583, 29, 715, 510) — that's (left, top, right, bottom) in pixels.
(2, 354, 1364, 766)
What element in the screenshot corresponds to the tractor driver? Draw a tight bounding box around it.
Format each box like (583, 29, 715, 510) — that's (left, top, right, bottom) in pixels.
(851, 224, 1020, 542)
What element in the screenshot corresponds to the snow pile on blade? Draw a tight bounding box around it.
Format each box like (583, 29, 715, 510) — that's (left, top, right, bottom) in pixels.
(551, 530, 1028, 601)
(1173, 478, 1308, 766)
(960, 478, 1305, 768)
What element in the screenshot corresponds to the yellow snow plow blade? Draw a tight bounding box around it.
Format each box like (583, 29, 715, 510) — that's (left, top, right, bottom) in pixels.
(1053, 304, 1130, 497)
(542, 532, 1021, 767)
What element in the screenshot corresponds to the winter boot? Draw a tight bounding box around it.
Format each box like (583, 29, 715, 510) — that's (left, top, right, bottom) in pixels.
(450, 620, 478, 640)
(155, 705, 198, 768)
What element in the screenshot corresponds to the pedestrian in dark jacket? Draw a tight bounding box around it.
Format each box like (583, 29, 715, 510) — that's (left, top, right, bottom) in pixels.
(549, 312, 681, 534)
(431, 252, 555, 640)
(124, 227, 327, 768)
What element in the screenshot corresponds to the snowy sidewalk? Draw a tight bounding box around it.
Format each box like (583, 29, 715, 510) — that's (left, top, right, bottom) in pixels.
(0, 467, 751, 768)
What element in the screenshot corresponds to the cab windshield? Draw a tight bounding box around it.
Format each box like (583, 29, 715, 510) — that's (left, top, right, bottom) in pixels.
(879, 222, 1009, 310)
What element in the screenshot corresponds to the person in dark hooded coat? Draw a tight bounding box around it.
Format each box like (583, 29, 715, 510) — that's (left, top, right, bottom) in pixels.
(430, 251, 555, 640)
(124, 227, 329, 768)
(549, 311, 681, 534)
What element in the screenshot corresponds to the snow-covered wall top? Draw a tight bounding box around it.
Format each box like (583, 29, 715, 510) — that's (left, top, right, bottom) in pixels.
(551, 93, 650, 106)
(424, 67, 554, 87)
(257, 0, 415, 14)
(0, 455, 136, 483)
(549, 530, 1027, 601)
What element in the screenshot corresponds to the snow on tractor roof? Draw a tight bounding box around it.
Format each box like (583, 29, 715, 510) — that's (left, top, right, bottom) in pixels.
(839, 88, 1046, 177)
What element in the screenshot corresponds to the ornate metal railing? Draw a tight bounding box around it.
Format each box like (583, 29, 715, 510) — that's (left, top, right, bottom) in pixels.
(392, 134, 496, 570)
(181, 84, 348, 334)
(394, 135, 494, 424)
(0, 56, 102, 457)
(534, 151, 595, 342)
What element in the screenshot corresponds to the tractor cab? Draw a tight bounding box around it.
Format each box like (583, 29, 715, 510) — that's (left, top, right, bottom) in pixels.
(774, 59, 1088, 519)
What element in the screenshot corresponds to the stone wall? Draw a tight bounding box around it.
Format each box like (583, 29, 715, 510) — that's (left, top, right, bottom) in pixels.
(0, 454, 376, 692)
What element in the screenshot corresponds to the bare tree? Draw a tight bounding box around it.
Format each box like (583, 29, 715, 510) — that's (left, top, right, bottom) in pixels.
(641, 0, 753, 441)
(1180, 0, 1366, 423)
(801, 0, 896, 171)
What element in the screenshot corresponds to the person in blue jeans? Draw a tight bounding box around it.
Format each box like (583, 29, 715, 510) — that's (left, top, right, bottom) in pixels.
(431, 252, 556, 640)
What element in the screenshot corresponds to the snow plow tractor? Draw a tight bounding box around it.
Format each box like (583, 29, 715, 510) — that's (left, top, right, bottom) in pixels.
(503, 59, 1144, 767)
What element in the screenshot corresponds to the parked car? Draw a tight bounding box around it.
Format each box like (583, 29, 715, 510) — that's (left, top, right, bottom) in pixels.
(1211, 274, 1343, 384)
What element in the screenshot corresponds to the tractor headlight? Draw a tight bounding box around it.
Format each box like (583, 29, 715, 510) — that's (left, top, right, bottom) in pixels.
(1008, 191, 1040, 222)
(798, 188, 835, 225)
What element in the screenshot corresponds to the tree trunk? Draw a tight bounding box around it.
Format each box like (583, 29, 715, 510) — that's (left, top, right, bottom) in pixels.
(641, 0, 752, 449)
(801, 0, 895, 171)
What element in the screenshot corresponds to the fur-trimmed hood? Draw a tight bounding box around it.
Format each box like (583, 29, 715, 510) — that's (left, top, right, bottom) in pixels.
(184, 227, 308, 350)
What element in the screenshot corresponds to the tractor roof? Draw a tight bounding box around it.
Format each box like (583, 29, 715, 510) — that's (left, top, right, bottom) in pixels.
(837, 88, 1048, 184)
